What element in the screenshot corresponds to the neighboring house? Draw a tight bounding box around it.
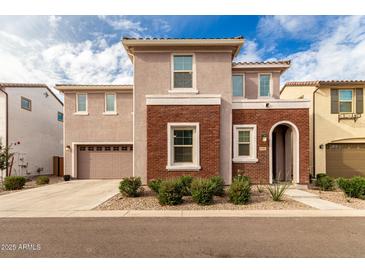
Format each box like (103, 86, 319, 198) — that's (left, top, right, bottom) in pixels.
(57, 37, 310, 184)
(0, 83, 63, 178)
(281, 81, 365, 178)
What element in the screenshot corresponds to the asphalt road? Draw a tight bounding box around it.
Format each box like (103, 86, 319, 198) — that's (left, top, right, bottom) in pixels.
(0, 217, 364, 258)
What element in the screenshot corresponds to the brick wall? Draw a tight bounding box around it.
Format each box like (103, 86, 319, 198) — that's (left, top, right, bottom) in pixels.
(147, 105, 220, 182)
(232, 109, 310, 184)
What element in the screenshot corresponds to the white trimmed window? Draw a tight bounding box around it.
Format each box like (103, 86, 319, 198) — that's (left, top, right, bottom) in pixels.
(76, 93, 87, 113)
(167, 123, 200, 171)
(232, 74, 245, 97)
(21, 96, 32, 111)
(170, 54, 197, 93)
(104, 93, 117, 114)
(339, 89, 353, 113)
(233, 124, 258, 163)
(259, 73, 272, 97)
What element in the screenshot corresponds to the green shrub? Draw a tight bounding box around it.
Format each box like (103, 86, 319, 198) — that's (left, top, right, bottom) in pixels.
(228, 178, 251, 205)
(63, 175, 71, 181)
(158, 179, 184, 205)
(316, 173, 327, 180)
(3, 176, 26, 190)
(36, 176, 50, 185)
(210, 176, 225, 196)
(315, 175, 335, 191)
(148, 178, 162, 194)
(119, 177, 143, 197)
(257, 185, 264, 193)
(267, 184, 289, 201)
(179, 175, 193, 196)
(191, 178, 216, 205)
(337, 177, 365, 198)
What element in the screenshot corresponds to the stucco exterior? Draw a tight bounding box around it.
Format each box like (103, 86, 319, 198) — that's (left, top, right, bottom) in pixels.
(1, 86, 63, 177)
(281, 83, 365, 176)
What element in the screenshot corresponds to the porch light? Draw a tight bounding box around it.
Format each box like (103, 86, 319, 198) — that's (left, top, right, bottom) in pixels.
(261, 133, 267, 142)
(65, 145, 71, 152)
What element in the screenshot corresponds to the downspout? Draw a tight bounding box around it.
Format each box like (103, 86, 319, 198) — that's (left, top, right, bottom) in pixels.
(312, 87, 320, 179)
(0, 87, 9, 176)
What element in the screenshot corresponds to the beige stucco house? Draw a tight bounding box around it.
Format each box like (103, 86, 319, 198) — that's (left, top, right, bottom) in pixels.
(281, 81, 365, 178)
(0, 83, 63, 178)
(57, 37, 311, 185)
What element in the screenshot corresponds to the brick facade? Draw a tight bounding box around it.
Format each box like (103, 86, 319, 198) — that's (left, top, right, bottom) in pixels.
(147, 105, 220, 182)
(232, 109, 310, 184)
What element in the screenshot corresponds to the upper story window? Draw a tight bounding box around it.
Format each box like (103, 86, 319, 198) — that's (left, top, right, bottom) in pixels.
(171, 54, 197, 92)
(21, 96, 32, 111)
(259, 73, 271, 97)
(76, 93, 87, 113)
(232, 74, 245, 97)
(339, 89, 353, 113)
(57, 112, 63, 122)
(105, 93, 117, 113)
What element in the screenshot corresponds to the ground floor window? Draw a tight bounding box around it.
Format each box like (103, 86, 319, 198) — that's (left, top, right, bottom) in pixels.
(167, 122, 200, 170)
(233, 124, 257, 163)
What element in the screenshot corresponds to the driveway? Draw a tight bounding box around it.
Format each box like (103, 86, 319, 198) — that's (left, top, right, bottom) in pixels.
(0, 180, 119, 214)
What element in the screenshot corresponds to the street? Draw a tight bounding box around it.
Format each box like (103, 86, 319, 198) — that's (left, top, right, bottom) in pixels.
(0, 217, 364, 257)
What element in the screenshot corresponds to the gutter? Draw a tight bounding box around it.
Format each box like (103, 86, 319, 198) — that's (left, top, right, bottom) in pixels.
(312, 87, 320, 178)
(0, 87, 9, 176)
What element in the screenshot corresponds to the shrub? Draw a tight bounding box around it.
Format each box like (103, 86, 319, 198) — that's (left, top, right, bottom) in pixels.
(179, 175, 193, 196)
(158, 179, 184, 205)
(210, 176, 225, 196)
(63, 175, 71, 181)
(267, 184, 289, 201)
(119, 177, 143, 197)
(257, 185, 264, 193)
(233, 174, 251, 184)
(316, 173, 327, 180)
(191, 178, 216, 205)
(36, 176, 50, 185)
(315, 175, 335, 191)
(228, 178, 251, 205)
(148, 178, 162, 194)
(337, 177, 365, 199)
(3, 176, 26, 190)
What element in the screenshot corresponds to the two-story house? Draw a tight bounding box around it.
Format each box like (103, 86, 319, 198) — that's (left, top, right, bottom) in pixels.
(57, 37, 310, 185)
(0, 83, 63, 179)
(281, 81, 365, 178)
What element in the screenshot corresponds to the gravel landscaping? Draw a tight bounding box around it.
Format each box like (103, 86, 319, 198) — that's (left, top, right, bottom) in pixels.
(95, 186, 312, 210)
(0, 176, 63, 196)
(307, 189, 365, 209)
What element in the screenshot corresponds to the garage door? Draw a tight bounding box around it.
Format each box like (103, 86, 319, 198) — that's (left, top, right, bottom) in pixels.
(77, 145, 133, 179)
(326, 143, 365, 178)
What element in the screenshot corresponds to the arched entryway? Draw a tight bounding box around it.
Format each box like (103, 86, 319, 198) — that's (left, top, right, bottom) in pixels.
(269, 121, 299, 184)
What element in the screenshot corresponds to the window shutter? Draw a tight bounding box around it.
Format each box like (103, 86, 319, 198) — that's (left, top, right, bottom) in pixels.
(330, 89, 339, 114)
(356, 88, 363, 114)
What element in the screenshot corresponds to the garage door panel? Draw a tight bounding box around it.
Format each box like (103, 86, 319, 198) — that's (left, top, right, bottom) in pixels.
(77, 145, 132, 179)
(326, 143, 365, 178)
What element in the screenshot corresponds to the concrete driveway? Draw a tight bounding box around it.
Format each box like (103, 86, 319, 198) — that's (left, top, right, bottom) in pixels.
(0, 180, 119, 214)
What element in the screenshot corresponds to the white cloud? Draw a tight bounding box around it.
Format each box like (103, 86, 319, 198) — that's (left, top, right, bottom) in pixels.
(234, 40, 261, 62)
(48, 15, 61, 29)
(98, 16, 145, 36)
(282, 16, 365, 83)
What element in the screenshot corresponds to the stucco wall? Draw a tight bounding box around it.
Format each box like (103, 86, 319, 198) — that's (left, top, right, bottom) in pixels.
(6, 87, 63, 177)
(134, 50, 233, 184)
(0, 91, 6, 145)
(63, 91, 133, 176)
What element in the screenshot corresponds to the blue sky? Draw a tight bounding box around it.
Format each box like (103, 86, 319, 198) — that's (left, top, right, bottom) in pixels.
(0, 15, 364, 89)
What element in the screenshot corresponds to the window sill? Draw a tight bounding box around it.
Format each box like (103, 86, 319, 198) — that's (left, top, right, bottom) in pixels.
(232, 157, 258, 163)
(102, 112, 118, 116)
(166, 164, 201, 171)
(168, 89, 199, 94)
(73, 112, 89, 116)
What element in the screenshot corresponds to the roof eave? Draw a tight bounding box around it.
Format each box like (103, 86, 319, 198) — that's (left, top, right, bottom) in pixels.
(55, 85, 134, 93)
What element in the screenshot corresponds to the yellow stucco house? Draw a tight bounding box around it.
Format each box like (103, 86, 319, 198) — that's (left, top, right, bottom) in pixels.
(281, 80, 365, 178)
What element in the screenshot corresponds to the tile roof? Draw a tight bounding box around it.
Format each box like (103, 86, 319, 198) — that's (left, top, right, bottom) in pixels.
(284, 80, 365, 87)
(55, 84, 133, 92)
(55, 84, 133, 87)
(233, 60, 291, 66)
(123, 36, 244, 40)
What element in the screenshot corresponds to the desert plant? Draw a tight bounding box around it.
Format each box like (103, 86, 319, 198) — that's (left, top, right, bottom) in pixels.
(148, 178, 162, 194)
(0, 140, 14, 183)
(191, 178, 216, 205)
(3, 176, 26, 190)
(228, 178, 251, 205)
(267, 184, 289, 201)
(257, 185, 264, 193)
(315, 174, 335, 191)
(63, 175, 71, 181)
(337, 177, 365, 199)
(119, 177, 143, 197)
(36, 176, 50, 185)
(210, 175, 225, 196)
(158, 179, 184, 205)
(179, 175, 193, 196)
(233, 174, 251, 184)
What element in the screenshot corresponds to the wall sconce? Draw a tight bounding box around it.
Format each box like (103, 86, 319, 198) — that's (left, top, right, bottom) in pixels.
(65, 145, 71, 152)
(265, 103, 270, 108)
(319, 144, 324, 149)
(261, 133, 267, 142)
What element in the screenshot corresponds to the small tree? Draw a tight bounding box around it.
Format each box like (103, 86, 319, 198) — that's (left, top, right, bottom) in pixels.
(0, 140, 14, 183)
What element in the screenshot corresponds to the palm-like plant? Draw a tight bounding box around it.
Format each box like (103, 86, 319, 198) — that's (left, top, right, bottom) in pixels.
(267, 183, 290, 201)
